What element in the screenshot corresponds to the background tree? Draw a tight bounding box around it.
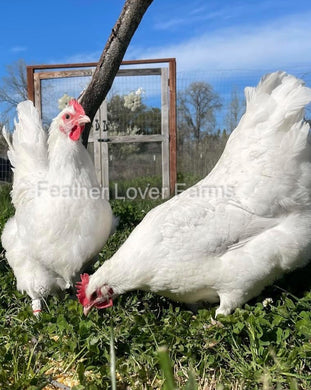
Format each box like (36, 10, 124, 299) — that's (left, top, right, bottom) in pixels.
(177, 82, 225, 181)
(178, 81, 222, 143)
(106, 90, 161, 161)
(0, 59, 27, 127)
(225, 87, 245, 133)
(107, 91, 161, 136)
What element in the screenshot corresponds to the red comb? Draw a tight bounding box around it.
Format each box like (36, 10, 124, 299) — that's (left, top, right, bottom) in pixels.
(76, 273, 90, 306)
(69, 99, 86, 116)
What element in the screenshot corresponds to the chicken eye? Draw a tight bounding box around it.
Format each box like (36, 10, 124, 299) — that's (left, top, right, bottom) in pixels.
(65, 114, 71, 120)
(91, 291, 97, 301)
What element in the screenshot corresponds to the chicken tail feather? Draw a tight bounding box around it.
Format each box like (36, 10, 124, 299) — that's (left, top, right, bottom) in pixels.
(7, 100, 48, 207)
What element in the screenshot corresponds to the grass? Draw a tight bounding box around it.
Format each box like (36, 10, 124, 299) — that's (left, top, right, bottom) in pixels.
(0, 184, 311, 389)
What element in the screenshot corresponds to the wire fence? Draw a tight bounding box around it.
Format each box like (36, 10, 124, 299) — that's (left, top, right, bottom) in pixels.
(176, 66, 311, 184)
(0, 157, 11, 183)
(1, 65, 311, 188)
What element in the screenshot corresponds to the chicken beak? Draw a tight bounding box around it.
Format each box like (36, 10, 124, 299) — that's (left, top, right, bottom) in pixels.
(78, 115, 91, 125)
(83, 305, 93, 316)
(83, 297, 113, 316)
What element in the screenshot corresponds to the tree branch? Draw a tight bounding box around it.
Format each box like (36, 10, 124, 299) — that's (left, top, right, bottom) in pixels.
(80, 0, 154, 147)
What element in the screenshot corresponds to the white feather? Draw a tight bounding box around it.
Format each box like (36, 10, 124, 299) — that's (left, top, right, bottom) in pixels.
(86, 71, 311, 316)
(1, 100, 114, 310)
(3, 101, 48, 207)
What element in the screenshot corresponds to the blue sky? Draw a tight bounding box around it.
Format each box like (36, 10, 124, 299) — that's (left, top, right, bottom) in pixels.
(2, 0, 311, 74)
(1, 0, 311, 126)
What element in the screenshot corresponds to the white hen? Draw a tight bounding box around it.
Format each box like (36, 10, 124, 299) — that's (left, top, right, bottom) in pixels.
(77, 71, 311, 317)
(1, 100, 114, 314)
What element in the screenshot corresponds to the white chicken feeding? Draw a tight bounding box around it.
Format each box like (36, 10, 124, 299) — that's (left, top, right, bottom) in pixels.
(77, 71, 311, 317)
(1, 99, 114, 314)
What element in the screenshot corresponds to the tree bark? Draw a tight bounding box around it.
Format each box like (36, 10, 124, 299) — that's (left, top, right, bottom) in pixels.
(80, 0, 154, 147)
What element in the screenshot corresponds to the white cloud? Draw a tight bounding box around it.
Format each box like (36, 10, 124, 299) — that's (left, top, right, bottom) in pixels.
(154, 17, 187, 31)
(10, 46, 27, 53)
(49, 51, 100, 66)
(129, 11, 311, 73)
(153, 6, 229, 31)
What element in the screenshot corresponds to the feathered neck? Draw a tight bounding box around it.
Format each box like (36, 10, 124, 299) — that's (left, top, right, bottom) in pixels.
(47, 118, 87, 185)
(88, 251, 151, 297)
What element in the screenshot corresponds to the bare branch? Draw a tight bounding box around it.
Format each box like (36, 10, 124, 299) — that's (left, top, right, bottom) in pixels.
(80, 0, 153, 147)
(0, 59, 28, 127)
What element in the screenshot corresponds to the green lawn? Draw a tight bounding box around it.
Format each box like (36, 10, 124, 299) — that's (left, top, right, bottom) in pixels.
(0, 184, 311, 389)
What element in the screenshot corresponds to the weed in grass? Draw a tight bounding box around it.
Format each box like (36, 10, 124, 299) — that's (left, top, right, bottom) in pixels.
(0, 193, 311, 388)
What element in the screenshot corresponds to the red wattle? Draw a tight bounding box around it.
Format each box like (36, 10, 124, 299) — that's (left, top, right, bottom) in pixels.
(69, 125, 83, 141)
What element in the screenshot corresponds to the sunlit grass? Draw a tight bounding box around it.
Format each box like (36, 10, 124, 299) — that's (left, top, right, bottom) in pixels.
(0, 184, 311, 389)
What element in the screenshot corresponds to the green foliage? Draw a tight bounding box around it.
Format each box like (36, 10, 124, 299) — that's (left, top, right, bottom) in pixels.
(107, 93, 161, 137)
(109, 175, 163, 200)
(0, 197, 311, 389)
(0, 184, 14, 243)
